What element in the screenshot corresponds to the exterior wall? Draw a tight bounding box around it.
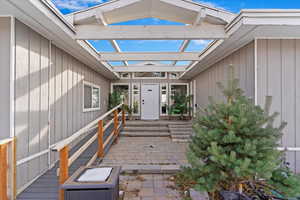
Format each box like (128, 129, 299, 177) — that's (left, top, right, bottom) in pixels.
(0, 17, 12, 139)
(256, 39, 300, 173)
(192, 41, 255, 109)
(14, 20, 110, 192)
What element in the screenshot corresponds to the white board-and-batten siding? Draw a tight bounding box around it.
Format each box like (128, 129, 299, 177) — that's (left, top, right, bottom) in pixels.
(192, 41, 255, 109)
(0, 17, 13, 140)
(193, 39, 300, 173)
(256, 39, 300, 173)
(14, 19, 110, 192)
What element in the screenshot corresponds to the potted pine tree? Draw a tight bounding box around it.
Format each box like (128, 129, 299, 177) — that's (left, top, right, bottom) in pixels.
(179, 66, 300, 199)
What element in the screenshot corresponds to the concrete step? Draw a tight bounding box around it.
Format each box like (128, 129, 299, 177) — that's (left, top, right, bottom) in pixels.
(126, 120, 191, 127)
(169, 124, 193, 128)
(170, 131, 192, 135)
(170, 129, 192, 133)
(120, 164, 182, 174)
(123, 126, 169, 132)
(171, 134, 191, 139)
(172, 138, 191, 143)
(121, 131, 170, 137)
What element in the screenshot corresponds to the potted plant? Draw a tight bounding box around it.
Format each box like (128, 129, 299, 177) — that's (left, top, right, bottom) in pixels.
(170, 92, 193, 120)
(123, 104, 133, 120)
(108, 91, 122, 110)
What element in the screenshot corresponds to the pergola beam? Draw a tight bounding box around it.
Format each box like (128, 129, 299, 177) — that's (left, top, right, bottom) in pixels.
(94, 12, 128, 66)
(112, 66, 187, 72)
(75, 24, 227, 40)
(109, 40, 128, 66)
(98, 52, 200, 61)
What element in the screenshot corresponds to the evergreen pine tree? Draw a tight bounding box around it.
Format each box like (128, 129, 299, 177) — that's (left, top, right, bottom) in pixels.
(185, 65, 287, 194)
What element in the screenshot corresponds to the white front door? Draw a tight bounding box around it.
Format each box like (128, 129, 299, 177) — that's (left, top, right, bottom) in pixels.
(141, 84, 159, 120)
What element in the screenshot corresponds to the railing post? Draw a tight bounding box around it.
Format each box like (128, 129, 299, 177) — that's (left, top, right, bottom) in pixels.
(98, 120, 104, 158)
(114, 109, 119, 138)
(122, 107, 126, 126)
(0, 144, 8, 200)
(59, 146, 69, 200)
(13, 137, 17, 200)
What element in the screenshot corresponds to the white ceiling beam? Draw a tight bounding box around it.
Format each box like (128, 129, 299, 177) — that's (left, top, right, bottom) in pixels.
(109, 40, 128, 66)
(75, 24, 227, 40)
(98, 52, 200, 61)
(194, 8, 206, 25)
(159, 0, 234, 23)
(95, 12, 107, 25)
(172, 40, 191, 65)
(94, 12, 128, 66)
(112, 66, 187, 72)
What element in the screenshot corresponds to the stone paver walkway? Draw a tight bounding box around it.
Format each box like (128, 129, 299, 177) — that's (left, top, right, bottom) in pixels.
(120, 174, 181, 200)
(99, 137, 188, 171)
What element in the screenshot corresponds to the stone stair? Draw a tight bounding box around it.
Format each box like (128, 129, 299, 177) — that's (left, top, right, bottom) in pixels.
(169, 122, 193, 143)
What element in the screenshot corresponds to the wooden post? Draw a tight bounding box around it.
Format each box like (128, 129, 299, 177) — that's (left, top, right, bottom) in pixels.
(0, 144, 8, 200)
(13, 137, 17, 200)
(97, 120, 104, 158)
(122, 108, 126, 127)
(114, 109, 119, 139)
(59, 146, 69, 200)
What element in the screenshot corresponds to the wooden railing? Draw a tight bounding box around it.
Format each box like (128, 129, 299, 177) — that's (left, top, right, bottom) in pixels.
(51, 104, 125, 200)
(0, 137, 17, 200)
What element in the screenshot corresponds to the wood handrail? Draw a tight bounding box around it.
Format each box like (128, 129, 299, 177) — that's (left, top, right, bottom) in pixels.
(0, 137, 16, 200)
(0, 138, 14, 146)
(52, 103, 123, 152)
(278, 147, 300, 151)
(55, 104, 125, 200)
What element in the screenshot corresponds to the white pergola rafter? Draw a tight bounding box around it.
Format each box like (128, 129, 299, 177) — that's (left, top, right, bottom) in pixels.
(94, 12, 128, 66)
(112, 66, 187, 72)
(98, 52, 200, 61)
(75, 24, 227, 40)
(173, 8, 206, 65)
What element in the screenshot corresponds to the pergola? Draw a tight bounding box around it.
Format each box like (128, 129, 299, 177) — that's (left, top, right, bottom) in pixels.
(65, 0, 236, 75)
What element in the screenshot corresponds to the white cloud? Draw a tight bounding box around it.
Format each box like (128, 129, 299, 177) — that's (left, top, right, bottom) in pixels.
(52, 0, 103, 11)
(192, 40, 210, 46)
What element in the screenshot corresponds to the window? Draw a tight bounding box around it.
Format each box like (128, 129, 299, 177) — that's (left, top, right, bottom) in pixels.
(169, 72, 181, 79)
(111, 84, 130, 105)
(169, 83, 189, 115)
(83, 81, 100, 112)
(133, 72, 166, 79)
(132, 83, 140, 115)
(119, 72, 131, 79)
(160, 84, 168, 116)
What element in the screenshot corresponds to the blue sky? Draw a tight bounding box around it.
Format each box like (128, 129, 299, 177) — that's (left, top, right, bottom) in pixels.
(52, 0, 300, 66)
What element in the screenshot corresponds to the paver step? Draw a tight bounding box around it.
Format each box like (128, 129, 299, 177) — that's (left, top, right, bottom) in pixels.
(121, 131, 170, 137)
(123, 126, 169, 132)
(169, 127, 192, 130)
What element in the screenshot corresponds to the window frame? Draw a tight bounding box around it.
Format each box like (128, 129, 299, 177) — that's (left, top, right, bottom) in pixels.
(119, 72, 131, 79)
(132, 72, 167, 79)
(131, 82, 141, 116)
(169, 72, 181, 80)
(111, 83, 131, 105)
(169, 83, 190, 116)
(82, 81, 101, 112)
(160, 83, 169, 116)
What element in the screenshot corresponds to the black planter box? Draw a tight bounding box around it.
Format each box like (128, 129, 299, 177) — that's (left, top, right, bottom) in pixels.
(61, 166, 121, 200)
